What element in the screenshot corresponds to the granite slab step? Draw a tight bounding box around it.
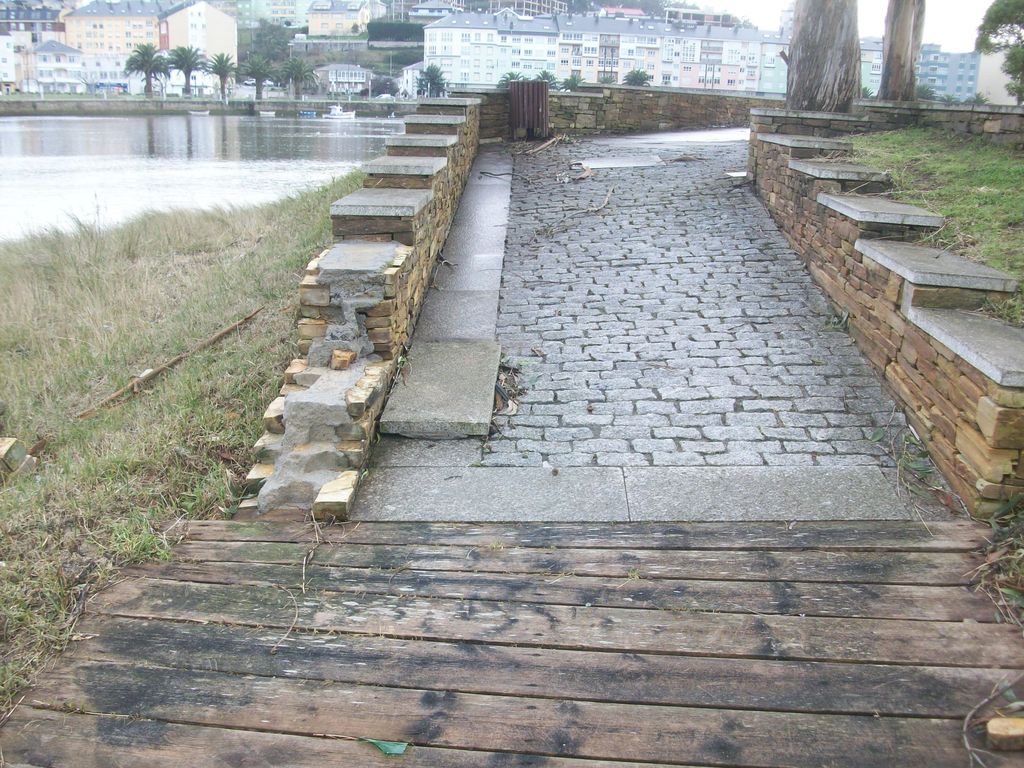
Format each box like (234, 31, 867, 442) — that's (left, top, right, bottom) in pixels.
(318, 240, 407, 278)
(385, 135, 460, 149)
(855, 239, 1018, 293)
(906, 307, 1024, 387)
(361, 155, 448, 177)
(380, 340, 501, 438)
(816, 193, 944, 228)
(330, 187, 433, 218)
(417, 97, 483, 107)
(404, 114, 467, 126)
(788, 159, 891, 183)
(758, 133, 853, 151)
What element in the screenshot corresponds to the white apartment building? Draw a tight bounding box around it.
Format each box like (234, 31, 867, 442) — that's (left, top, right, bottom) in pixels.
(424, 9, 558, 88)
(314, 61, 372, 93)
(0, 31, 15, 93)
(425, 12, 772, 90)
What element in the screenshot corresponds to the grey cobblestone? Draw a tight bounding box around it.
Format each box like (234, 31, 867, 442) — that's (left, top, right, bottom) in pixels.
(487, 138, 903, 467)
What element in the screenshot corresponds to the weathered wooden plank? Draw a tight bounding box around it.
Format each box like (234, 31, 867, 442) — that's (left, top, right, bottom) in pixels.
(22, 660, 979, 768)
(0, 707, 680, 768)
(90, 578, 1024, 667)
(184, 519, 988, 550)
(172, 540, 979, 585)
(138, 559, 997, 622)
(70, 615, 1020, 718)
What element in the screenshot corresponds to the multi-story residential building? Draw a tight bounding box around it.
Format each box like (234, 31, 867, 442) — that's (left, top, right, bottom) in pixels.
(400, 58, 422, 94)
(0, 5, 64, 48)
(408, 0, 457, 25)
(288, 33, 367, 57)
(65, 0, 235, 94)
(314, 60, 370, 93)
(0, 29, 16, 91)
(308, 0, 384, 35)
(486, 0, 565, 19)
(426, 10, 990, 101)
(917, 42, 979, 100)
(425, 8, 558, 88)
(21, 38, 85, 92)
(860, 36, 882, 96)
(65, 0, 164, 55)
(978, 51, 1018, 106)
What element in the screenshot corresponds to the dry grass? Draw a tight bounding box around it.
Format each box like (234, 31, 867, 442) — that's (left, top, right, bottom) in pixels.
(0, 171, 362, 712)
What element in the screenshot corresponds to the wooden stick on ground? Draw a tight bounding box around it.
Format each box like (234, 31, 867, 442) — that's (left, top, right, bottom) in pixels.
(76, 306, 265, 419)
(524, 135, 561, 155)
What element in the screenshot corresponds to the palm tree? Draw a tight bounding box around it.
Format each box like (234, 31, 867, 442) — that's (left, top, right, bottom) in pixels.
(168, 46, 206, 97)
(915, 83, 937, 101)
(623, 69, 652, 87)
(280, 58, 318, 99)
(939, 93, 958, 105)
(533, 70, 558, 87)
(416, 64, 447, 97)
(244, 55, 276, 101)
(861, 86, 874, 99)
(497, 71, 525, 88)
(561, 74, 583, 91)
(598, 75, 616, 85)
(965, 92, 991, 106)
(125, 43, 168, 98)
(207, 52, 236, 101)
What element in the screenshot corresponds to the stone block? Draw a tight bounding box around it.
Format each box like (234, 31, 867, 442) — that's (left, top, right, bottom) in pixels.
(312, 471, 358, 520)
(988, 717, 1024, 751)
(0, 437, 27, 473)
(263, 397, 286, 434)
(976, 396, 1024, 449)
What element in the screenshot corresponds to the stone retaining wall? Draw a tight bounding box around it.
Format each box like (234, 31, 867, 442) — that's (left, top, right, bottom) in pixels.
(751, 128, 1024, 516)
(452, 88, 510, 141)
(244, 97, 481, 520)
(751, 102, 1024, 151)
(549, 85, 781, 134)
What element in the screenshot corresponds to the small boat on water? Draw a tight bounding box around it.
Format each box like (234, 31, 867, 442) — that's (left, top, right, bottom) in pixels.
(298, 109, 318, 118)
(325, 104, 356, 120)
(258, 109, 276, 117)
(187, 109, 210, 116)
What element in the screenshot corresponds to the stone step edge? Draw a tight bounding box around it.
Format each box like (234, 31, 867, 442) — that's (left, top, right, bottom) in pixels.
(788, 158, 891, 183)
(816, 192, 944, 228)
(855, 238, 1018, 294)
(757, 133, 854, 151)
(385, 134, 460, 147)
(330, 187, 434, 218)
(404, 114, 467, 125)
(361, 155, 449, 177)
(905, 306, 1024, 387)
(418, 97, 482, 107)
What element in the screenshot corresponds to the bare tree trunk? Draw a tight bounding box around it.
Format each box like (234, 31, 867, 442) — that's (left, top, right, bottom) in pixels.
(878, 0, 926, 101)
(785, 0, 861, 113)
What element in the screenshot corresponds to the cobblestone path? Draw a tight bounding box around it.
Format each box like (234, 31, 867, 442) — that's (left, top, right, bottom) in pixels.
(487, 137, 903, 468)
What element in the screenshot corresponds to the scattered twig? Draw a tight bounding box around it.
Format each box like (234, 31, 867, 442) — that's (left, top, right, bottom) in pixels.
(76, 306, 264, 419)
(963, 673, 1024, 767)
(269, 586, 300, 655)
(523, 135, 562, 155)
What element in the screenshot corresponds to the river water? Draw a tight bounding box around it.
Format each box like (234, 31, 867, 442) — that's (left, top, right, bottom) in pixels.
(0, 114, 404, 242)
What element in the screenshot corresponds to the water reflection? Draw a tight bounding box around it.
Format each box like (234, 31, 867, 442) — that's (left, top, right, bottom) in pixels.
(0, 114, 403, 240)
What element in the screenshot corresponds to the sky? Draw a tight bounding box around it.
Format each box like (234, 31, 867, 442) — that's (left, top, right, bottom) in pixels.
(707, 0, 987, 53)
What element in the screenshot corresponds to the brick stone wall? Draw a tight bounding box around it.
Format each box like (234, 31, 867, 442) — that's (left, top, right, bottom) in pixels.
(751, 102, 1024, 150)
(549, 85, 781, 134)
(751, 130, 1024, 516)
(247, 98, 482, 519)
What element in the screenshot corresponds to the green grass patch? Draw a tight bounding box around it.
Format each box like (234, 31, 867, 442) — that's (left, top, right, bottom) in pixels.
(0, 172, 362, 712)
(852, 128, 1024, 322)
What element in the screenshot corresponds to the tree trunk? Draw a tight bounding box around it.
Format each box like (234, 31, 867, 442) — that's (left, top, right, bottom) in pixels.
(145, 74, 153, 98)
(256, 81, 264, 101)
(785, 0, 861, 113)
(878, 0, 926, 101)
(183, 70, 192, 98)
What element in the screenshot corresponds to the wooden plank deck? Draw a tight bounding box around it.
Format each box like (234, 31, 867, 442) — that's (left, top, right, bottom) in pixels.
(2, 519, 1023, 767)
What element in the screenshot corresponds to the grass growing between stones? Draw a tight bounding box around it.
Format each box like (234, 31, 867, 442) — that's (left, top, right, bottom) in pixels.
(852, 128, 1024, 321)
(0, 172, 362, 714)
